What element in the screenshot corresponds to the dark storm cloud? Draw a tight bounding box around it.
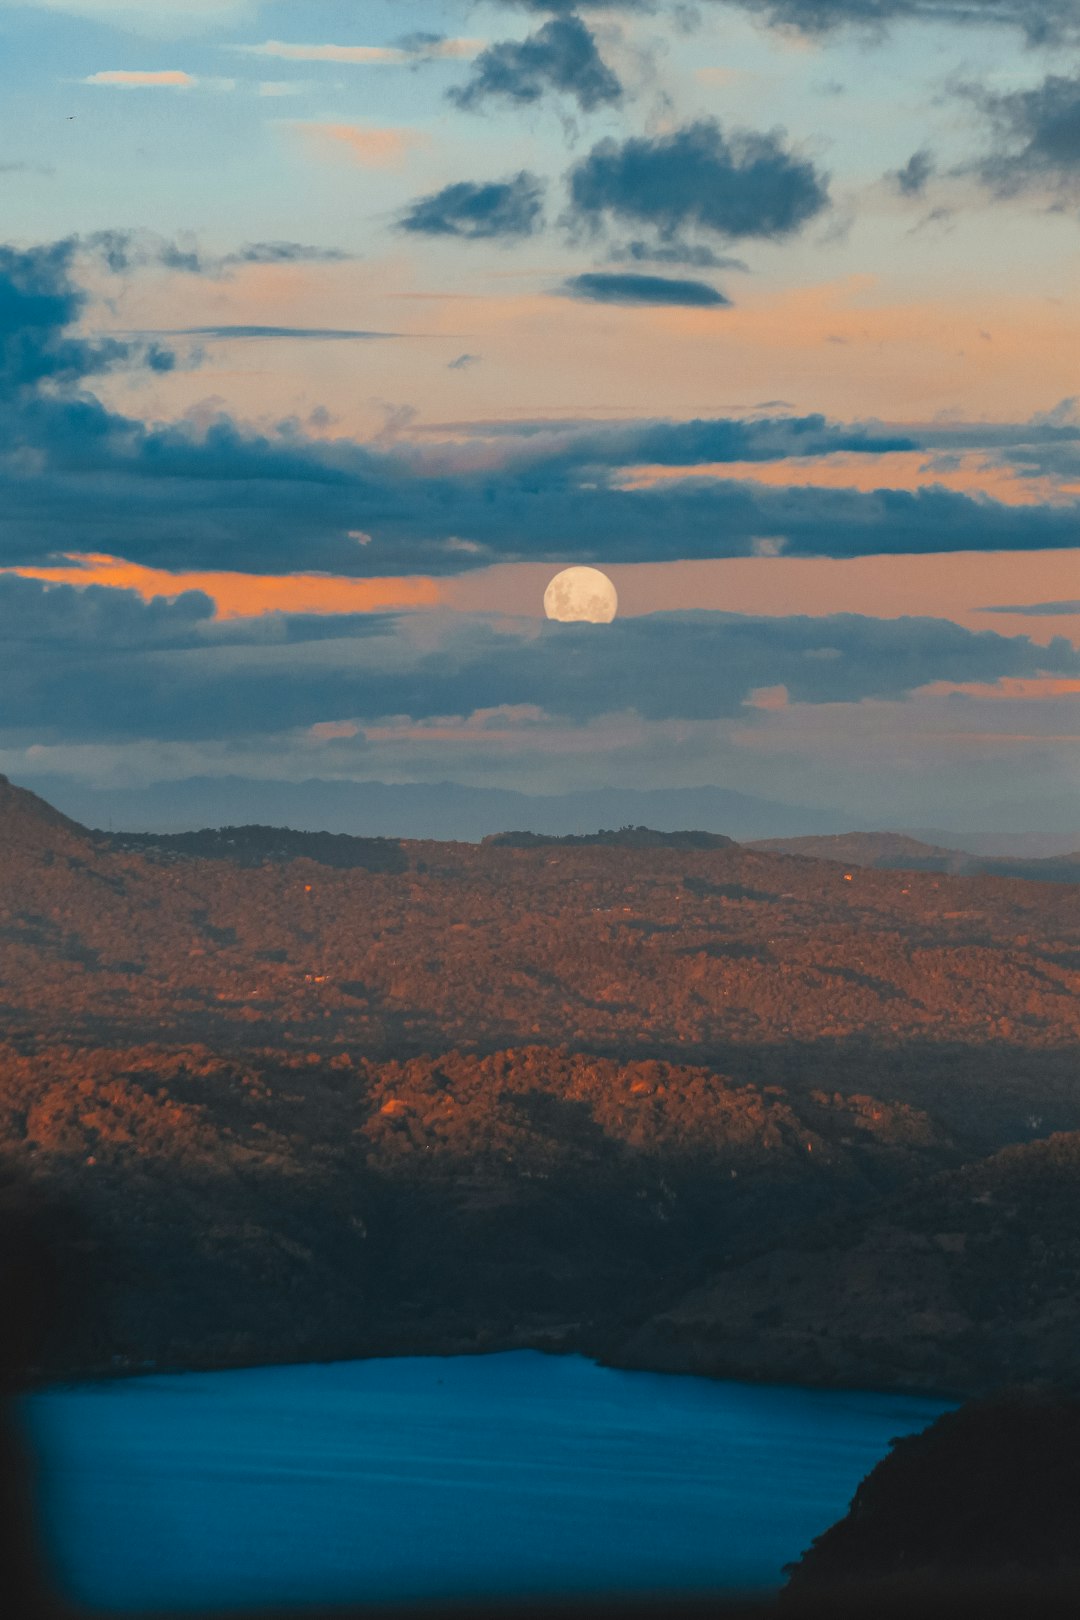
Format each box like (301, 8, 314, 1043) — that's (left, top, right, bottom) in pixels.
(450, 16, 622, 112)
(0, 238, 1077, 579)
(971, 74, 1080, 196)
(399, 173, 546, 238)
(567, 121, 830, 242)
(561, 271, 731, 305)
(3, 574, 1078, 745)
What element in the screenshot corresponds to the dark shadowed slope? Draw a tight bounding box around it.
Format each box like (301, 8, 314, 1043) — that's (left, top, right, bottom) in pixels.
(620, 1132, 1080, 1394)
(786, 1391, 1080, 1592)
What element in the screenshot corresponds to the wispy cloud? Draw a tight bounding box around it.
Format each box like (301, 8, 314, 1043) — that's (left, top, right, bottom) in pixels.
(257, 80, 310, 98)
(983, 599, 1080, 617)
(229, 38, 481, 66)
(82, 70, 198, 88)
(562, 272, 731, 308)
(81, 230, 351, 278)
(292, 122, 430, 170)
(0, 161, 54, 176)
(144, 325, 402, 341)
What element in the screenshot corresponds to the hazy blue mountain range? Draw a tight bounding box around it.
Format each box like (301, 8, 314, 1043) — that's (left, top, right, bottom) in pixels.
(24, 776, 843, 844)
(20, 775, 1080, 854)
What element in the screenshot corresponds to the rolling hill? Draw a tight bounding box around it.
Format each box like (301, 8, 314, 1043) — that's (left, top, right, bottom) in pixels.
(2, 775, 1079, 1389)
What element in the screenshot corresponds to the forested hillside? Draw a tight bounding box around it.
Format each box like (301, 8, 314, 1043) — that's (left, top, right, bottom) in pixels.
(2, 775, 1079, 1390)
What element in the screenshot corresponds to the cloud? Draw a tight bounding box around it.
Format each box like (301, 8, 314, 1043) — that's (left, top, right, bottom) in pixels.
(561, 272, 731, 306)
(257, 81, 309, 98)
(567, 120, 830, 244)
(608, 239, 749, 271)
(0, 238, 1078, 584)
(82, 71, 197, 88)
(229, 38, 480, 66)
(0, 239, 145, 393)
(671, 1, 1078, 43)
(86, 229, 207, 275)
(82, 230, 350, 277)
(449, 16, 621, 113)
(983, 599, 1080, 616)
(0, 162, 55, 177)
(494, 0, 1080, 41)
(0, 572, 214, 650)
(3, 570, 1078, 745)
(149, 327, 401, 341)
(292, 123, 428, 169)
(971, 73, 1080, 197)
(400, 173, 546, 239)
(8, 555, 440, 620)
(890, 148, 935, 196)
(227, 241, 350, 266)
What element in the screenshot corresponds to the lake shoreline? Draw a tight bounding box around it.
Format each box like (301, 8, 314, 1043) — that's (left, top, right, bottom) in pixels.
(28, 1332, 969, 1407)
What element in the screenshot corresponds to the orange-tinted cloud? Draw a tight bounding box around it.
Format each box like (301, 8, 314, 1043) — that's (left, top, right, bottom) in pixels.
(7, 555, 441, 620)
(234, 39, 481, 65)
(920, 677, 1080, 701)
(293, 122, 429, 169)
(309, 721, 361, 740)
(617, 451, 1079, 508)
(84, 70, 196, 88)
(745, 684, 789, 710)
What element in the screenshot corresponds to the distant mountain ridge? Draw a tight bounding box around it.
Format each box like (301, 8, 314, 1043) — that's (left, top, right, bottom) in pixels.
(4, 773, 1076, 885)
(751, 831, 1080, 885)
(482, 827, 736, 851)
(19, 774, 849, 844)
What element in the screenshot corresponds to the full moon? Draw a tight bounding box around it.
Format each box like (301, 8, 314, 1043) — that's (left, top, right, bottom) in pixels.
(543, 566, 618, 624)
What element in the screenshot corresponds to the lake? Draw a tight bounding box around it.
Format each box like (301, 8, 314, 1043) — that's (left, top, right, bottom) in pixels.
(22, 1352, 951, 1613)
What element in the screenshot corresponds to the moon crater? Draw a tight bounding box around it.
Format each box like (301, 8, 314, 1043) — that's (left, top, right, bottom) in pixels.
(543, 566, 618, 624)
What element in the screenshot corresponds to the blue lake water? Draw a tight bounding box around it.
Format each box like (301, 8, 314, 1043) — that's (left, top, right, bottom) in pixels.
(22, 1352, 951, 1614)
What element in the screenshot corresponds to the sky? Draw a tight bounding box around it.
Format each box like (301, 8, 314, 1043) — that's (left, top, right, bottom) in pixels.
(1, 0, 1078, 836)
